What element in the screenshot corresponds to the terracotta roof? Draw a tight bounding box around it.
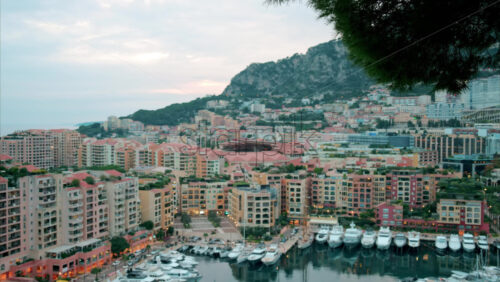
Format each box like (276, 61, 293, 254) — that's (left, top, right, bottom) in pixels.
(0, 154, 13, 161)
(105, 170, 123, 177)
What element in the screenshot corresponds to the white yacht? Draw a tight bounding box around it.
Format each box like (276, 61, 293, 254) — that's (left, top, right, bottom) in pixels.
(166, 268, 201, 280)
(247, 245, 267, 265)
(236, 249, 251, 264)
(261, 244, 281, 266)
(361, 229, 376, 249)
(435, 235, 448, 253)
(298, 234, 314, 249)
(477, 235, 489, 251)
(328, 225, 344, 248)
(376, 227, 392, 250)
(449, 234, 461, 252)
(408, 231, 420, 249)
(394, 233, 407, 248)
(227, 244, 244, 261)
(462, 233, 476, 253)
(315, 226, 329, 244)
(343, 222, 362, 249)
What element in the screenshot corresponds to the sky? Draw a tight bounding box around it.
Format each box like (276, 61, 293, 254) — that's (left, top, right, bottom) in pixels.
(0, 0, 334, 135)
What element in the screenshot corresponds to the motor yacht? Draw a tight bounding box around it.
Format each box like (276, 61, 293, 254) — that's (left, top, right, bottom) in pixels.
(343, 222, 362, 249)
(328, 225, 344, 248)
(462, 233, 476, 253)
(228, 244, 244, 261)
(315, 226, 329, 244)
(394, 233, 407, 249)
(376, 227, 392, 250)
(361, 229, 376, 249)
(298, 234, 314, 249)
(261, 244, 281, 266)
(477, 235, 489, 251)
(237, 248, 252, 264)
(435, 235, 448, 253)
(247, 245, 267, 265)
(408, 231, 420, 249)
(449, 234, 461, 252)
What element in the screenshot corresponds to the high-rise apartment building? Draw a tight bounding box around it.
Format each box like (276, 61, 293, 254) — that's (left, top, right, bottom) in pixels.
(229, 185, 279, 228)
(105, 178, 140, 236)
(139, 186, 174, 230)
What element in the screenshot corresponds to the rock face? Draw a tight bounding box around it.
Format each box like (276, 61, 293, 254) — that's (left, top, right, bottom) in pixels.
(221, 40, 373, 98)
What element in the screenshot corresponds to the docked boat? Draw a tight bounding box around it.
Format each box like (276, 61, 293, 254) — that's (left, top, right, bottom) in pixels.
(219, 246, 232, 258)
(248, 245, 267, 265)
(361, 229, 376, 249)
(343, 222, 362, 249)
(394, 233, 407, 249)
(315, 226, 330, 244)
(198, 246, 209, 255)
(477, 235, 489, 251)
(298, 234, 314, 249)
(449, 234, 461, 252)
(228, 244, 244, 261)
(462, 233, 476, 253)
(408, 231, 420, 249)
(166, 268, 201, 280)
(237, 248, 252, 264)
(435, 235, 448, 253)
(261, 244, 281, 266)
(376, 227, 392, 250)
(191, 245, 201, 254)
(328, 225, 344, 248)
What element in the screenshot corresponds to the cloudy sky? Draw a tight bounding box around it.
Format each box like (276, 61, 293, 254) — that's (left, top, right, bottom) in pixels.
(0, 0, 334, 134)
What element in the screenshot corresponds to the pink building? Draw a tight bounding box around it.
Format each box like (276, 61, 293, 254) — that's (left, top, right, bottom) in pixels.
(376, 202, 403, 227)
(6, 239, 110, 281)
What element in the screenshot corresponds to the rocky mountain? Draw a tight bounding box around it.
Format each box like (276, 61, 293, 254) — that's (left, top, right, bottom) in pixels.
(126, 40, 381, 126)
(221, 39, 373, 98)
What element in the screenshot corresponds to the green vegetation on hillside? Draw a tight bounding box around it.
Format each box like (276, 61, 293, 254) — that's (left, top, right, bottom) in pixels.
(127, 96, 217, 126)
(77, 123, 129, 138)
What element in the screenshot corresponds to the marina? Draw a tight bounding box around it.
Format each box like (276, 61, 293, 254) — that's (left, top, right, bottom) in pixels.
(112, 225, 500, 281)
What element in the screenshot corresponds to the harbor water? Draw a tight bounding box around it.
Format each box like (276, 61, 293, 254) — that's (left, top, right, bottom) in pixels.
(194, 244, 499, 282)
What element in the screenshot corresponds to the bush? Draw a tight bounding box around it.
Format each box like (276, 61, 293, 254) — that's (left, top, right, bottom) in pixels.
(140, 220, 154, 230)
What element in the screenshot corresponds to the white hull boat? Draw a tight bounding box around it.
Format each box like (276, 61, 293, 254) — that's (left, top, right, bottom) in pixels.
(462, 233, 476, 253)
(228, 244, 244, 261)
(361, 229, 376, 249)
(435, 235, 448, 253)
(449, 234, 461, 252)
(343, 222, 362, 249)
(315, 226, 329, 244)
(394, 233, 407, 248)
(477, 235, 489, 251)
(328, 225, 344, 248)
(247, 246, 267, 265)
(408, 231, 420, 249)
(376, 227, 392, 250)
(261, 244, 281, 266)
(298, 235, 314, 249)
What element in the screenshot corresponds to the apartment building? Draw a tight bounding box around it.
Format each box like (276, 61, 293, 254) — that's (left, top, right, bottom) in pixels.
(105, 178, 140, 236)
(180, 181, 227, 215)
(283, 178, 308, 219)
(139, 186, 174, 230)
(414, 130, 485, 163)
(0, 176, 25, 275)
(195, 150, 223, 178)
(77, 139, 119, 167)
(386, 170, 452, 208)
(437, 199, 488, 232)
(339, 174, 379, 216)
(310, 176, 341, 209)
(60, 174, 109, 243)
(229, 186, 279, 228)
(0, 130, 82, 169)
